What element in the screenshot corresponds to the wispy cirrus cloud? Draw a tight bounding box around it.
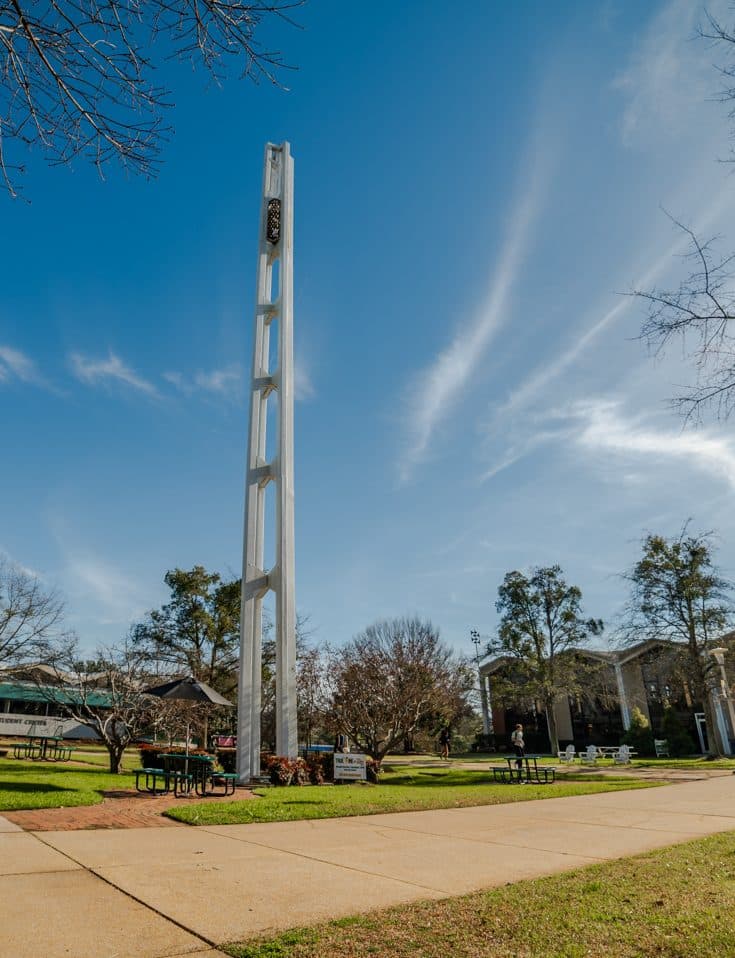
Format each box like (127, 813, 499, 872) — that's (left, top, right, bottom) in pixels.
(166, 357, 316, 403)
(0, 345, 43, 385)
(573, 397, 735, 489)
(294, 358, 315, 401)
(164, 364, 243, 400)
(398, 132, 553, 482)
(495, 174, 735, 427)
(69, 351, 157, 396)
(614, 0, 727, 147)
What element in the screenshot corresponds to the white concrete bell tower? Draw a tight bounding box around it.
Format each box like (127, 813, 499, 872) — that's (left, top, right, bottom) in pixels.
(237, 142, 297, 782)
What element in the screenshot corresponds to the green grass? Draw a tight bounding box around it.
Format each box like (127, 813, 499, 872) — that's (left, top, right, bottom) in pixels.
(223, 830, 735, 957)
(0, 757, 136, 810)
(166, 765, 657, 826)
(450, 751, 735, 769)
(68, 748, 139, 771)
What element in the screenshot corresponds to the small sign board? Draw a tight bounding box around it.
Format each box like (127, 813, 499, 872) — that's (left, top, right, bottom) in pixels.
(334, 752, 367, 781)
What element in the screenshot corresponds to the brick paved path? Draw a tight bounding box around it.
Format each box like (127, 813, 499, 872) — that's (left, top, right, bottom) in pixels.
(4, 787, 255, 831)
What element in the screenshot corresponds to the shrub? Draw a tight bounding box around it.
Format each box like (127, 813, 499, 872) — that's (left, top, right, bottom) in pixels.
(305, 755, 325, 784)
(264, 754, 309, 786)
(366, 758, 381, 783)
(216, 747, 237, 773)
(622, 707, 655, 756)
(661, 707, 696, 757)
(138, 744, 163, 768)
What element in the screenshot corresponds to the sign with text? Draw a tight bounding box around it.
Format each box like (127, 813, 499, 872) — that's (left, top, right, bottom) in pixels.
(334, 752, 367, 781)
(0, 713, 97, 739)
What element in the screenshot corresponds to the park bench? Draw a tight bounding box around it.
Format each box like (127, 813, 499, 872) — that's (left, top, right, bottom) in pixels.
(210, 772, 238, 796)
(134, 767, 171, 795)
(13, 740, 41, 759)
(47, 743, 73, 762)
(490, 765, 512, 783)
(168, 770, 193, 796)
(491, 756, 556, 784)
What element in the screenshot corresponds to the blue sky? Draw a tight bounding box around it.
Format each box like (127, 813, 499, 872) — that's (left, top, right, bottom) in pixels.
(3, 0, 735, 658)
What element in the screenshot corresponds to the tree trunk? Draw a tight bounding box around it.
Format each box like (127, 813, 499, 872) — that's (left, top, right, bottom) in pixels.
(545, 702, 559, 756)
(106, 743, 125, 773)
(690, 650, 725, 757)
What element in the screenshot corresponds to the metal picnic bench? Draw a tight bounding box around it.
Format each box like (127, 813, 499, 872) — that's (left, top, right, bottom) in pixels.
(490, 754, 556, 784)
(134, 753, 238, 798)
(13, 736, 73, 762)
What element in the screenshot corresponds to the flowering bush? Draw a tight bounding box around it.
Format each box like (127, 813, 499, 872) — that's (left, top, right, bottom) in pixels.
(264, 754, 309, 786)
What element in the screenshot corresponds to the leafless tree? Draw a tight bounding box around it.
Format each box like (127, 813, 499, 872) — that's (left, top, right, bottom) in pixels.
(635, 218, 735, 422)
(325, 617, 474, 765)
(297, 643, 328, 748)
(634, 11, 735, 420)
(41, 636, 155, 772)
(0, 1, 301, 196)
(0, 556, 64, 666)
(702, 8, 735, 128)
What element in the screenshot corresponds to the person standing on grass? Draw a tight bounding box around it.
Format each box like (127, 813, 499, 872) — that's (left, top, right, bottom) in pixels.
(439, 726, 451, 760)
(511, 723, 525, 780)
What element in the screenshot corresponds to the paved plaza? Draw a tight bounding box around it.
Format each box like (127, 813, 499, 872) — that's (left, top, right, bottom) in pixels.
(2, 775, 735, 957)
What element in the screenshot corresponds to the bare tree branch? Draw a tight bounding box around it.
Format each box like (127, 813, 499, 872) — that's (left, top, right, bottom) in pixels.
(0, 1, 302, 196)
(634, 215, 735, 423)
(0, 557, 64, 664)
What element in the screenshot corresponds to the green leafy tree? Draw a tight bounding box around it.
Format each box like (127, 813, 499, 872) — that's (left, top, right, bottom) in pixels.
(490, 566, 603, 755)
(622, 706, 655, 757)
(625, 529, 733, 755)
(132, 566, 240, 696)
(661, 706, 696, 757)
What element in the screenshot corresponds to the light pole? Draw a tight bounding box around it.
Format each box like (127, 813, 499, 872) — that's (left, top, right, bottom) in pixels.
(710, 648, 735, 756)
(470, 629, 491, 737)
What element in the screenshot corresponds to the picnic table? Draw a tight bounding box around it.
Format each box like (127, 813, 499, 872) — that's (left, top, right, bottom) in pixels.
(490, 755, 556, 784)
(134, 753, 237, 797)
(13, 736, 72, 762)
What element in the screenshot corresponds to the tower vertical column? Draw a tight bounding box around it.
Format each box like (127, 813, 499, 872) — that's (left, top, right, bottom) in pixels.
(237, 142, 297, 783)
(275, 145, 298, 757)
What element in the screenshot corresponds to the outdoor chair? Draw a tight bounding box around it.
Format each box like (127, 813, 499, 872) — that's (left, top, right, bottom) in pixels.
(579, 745, 598, 765)
(613, 744, 633, 764)
(557, 745, 576, 763)
(654, 739, 669, 758)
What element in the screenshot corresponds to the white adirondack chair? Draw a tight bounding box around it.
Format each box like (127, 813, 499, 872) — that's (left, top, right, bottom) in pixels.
(614, 744, 632, 764)
(557, 745, 576, 763)
(579, 745, 598, 765)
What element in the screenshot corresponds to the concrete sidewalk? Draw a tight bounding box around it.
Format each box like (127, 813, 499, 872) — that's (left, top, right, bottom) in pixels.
(3, 776, 735, 957)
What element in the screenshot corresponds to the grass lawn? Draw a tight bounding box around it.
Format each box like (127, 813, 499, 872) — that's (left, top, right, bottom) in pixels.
(223, 829, 735, 958)
(68, 748, 139, 771)
(166, 765, 657, 826)
(448, 751, 735, 770)
(0, 757, 136, 811)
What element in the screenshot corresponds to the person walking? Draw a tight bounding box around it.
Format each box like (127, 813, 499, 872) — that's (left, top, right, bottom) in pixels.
(439, 726, 451, 760)
(510, 723, 525, 782)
